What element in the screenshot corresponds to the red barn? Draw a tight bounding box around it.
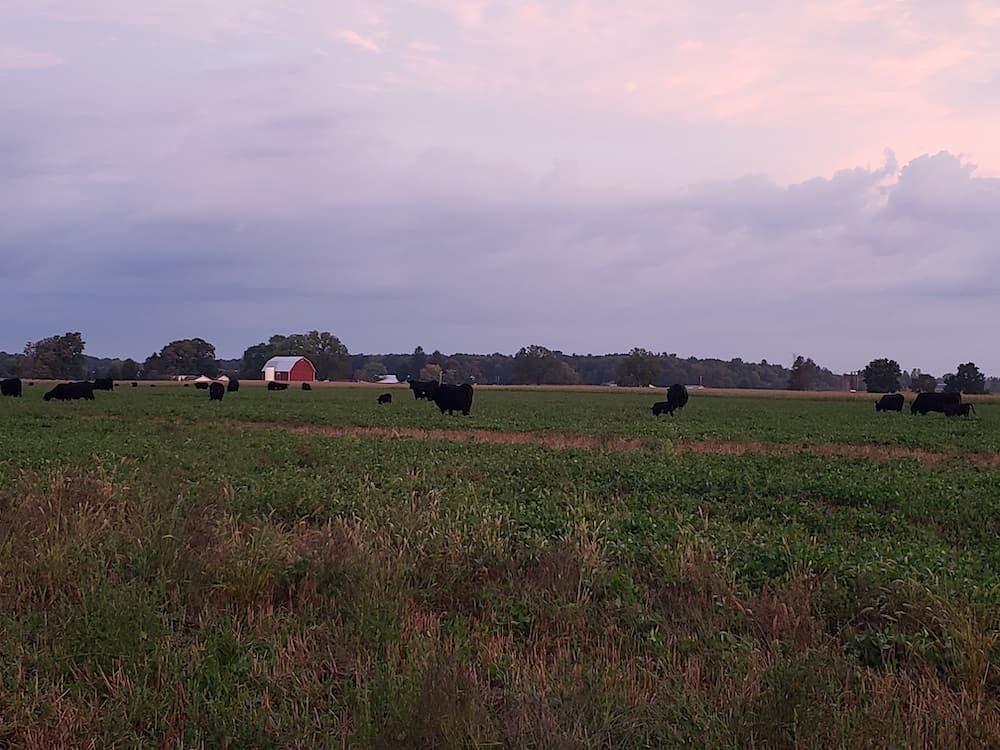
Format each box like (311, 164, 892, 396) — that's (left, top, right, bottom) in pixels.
(262, 356, 316, 383)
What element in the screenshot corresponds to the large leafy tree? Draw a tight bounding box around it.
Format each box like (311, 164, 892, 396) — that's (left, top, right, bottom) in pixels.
(862, 358, 902, 393)
(788, 355, 819, 390)
(144, 339, 218, 378)
(511, 345, 579, 385)
(617, 348, 661, 387)
(24, 332, 86, 379)
(241, 331, 351, 381)
(944, 362, 986, 394)
(911, 373, 938, 393)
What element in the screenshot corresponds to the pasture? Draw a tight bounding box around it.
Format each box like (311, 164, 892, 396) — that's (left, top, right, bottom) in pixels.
(1, 385, 998, 748)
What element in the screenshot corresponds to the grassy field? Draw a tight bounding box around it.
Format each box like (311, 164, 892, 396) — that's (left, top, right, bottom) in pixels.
(1, 385, 998, 748)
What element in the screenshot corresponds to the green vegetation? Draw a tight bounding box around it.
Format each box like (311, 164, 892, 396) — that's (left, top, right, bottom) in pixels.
(1, 386, 997, 747)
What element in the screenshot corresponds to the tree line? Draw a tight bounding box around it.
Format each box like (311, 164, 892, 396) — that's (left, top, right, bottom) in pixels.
(0, 332, 994, 393)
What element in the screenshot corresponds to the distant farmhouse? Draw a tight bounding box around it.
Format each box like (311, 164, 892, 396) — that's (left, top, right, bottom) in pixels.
(261, 356, 316, 383)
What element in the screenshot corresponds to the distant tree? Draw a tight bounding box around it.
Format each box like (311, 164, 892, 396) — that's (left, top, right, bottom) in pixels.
(419, 364, 442, 382)
(944, 362, 986, 394)
(24, 332, 86, 379)
(912, 373, 938, 393)
(862, 358, 902, 393)
(145, 338, 218, 378)
(617, 348, 661, 387)
(410, 346, 427, 378)
(359, 358, 388, 382)
(788, 355, 819, 391)
(120, 358, 140, 380)
(0, 352, 27, 378)
(240, 342, 274, 379)
(511, 345, 579, 385)
(986, 376, 999, 394)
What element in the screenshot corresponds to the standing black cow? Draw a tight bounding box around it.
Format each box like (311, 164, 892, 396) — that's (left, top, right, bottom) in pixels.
(93, 377, 114, 391)
(301, 382, 312, 391)
(209, 382, 225, 401)
(377, 393, 392, 404)
(408, 379, 438, 400)
(430, 383, 474, 415)
(227, 378, 240, 393)
(43, 382, 95, 401)
(911, 392, 961, 415)
(944, 402, 976, 417)
(267, 381, 288, 391)
(875, 393, 905, 412)
(1, 377, 21, 397)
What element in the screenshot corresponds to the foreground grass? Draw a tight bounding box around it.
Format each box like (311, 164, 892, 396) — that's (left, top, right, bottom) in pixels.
(1, 406, 998, 748)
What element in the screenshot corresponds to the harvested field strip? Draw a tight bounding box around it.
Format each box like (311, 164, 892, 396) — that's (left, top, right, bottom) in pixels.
(219, 419, 1000, 467)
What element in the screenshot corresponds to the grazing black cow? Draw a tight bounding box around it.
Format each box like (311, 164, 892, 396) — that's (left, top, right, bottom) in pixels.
(267, 381, 288, 391)
(911, 392, 961, 415)
(944, 402, 976, 417)
(93, 377, 114, 391)
(377, 393, 392, 404)
(44, 381, 95, 401)
(227, 378, 240, 393)
(131, 382, 138, 388)
(301, 382, 312, 391)
(650, 401, 677, 416)
(194, 382, 209, 390)
(209, 382, 225, 401)
(1, 377, 22, 397)
(875, 393, 905, 412)
(430, 383, 474, 415)
(408, 379, 438, 400)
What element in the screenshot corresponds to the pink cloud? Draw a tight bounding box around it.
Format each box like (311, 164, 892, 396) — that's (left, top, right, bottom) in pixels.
(332, 27, 381, 53)
(0, 46, 63, 70)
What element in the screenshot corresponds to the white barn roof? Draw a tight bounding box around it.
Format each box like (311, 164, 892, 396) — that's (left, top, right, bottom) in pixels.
(262, 356, 307, 372)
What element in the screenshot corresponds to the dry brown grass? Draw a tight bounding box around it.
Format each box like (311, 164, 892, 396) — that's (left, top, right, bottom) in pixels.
(216, 418, 1000, 467)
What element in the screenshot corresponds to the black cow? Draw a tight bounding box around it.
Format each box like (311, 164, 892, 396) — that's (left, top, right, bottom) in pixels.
(652, 384, 689, 416)
(650, 401, 676, 416)
(267, 381, 288, 391)
(911, 392, 961, 415)
(875, 393, 905, 412)
(131, 382, 139, 388)
(408, 379, 438, 400)
(195, 382, 209, 390)
(93, 377, 114, 391)
(44, 381, 95, 401)
(377, 393, 392, 404)
(431, 383, 474, 415)
(1, 377, 21, 397)
(209, 382, 225, 401)
(227, 378, 240, 393)
(944, 402, 976, 417)
(301, 382, 312, 391)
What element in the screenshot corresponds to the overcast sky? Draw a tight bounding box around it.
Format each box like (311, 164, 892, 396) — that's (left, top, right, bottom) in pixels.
(2, 1, 999, 374)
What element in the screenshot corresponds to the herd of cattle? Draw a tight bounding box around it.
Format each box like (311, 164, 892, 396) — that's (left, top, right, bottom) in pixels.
(405, 379, 475, 415)
(875, 391, 977, 417)
(0, 375, 983, 419)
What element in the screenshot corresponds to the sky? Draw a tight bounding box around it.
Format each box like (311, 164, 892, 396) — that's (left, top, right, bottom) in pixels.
(1, 1, 999, 375)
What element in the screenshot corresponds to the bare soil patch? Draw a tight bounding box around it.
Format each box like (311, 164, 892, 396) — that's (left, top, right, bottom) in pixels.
(219, 420, 1000, 467)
